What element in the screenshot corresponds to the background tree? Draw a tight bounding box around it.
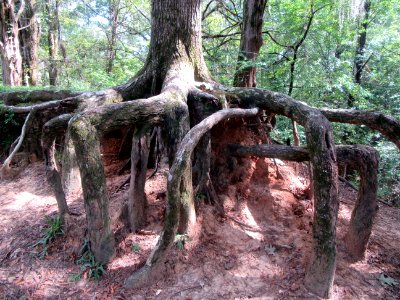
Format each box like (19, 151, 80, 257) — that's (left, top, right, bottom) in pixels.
(233, 0, 267, 88)
(0, 0, 24, 86)
(45, 0, 62, 86)
(19, 0, 40, 86)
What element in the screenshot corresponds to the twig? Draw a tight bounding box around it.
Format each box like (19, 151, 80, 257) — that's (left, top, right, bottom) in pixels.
(169, 284, 203, 299)
(115, 175, 130, 193)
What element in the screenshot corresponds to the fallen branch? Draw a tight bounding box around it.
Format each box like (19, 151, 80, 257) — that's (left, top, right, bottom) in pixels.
(1, 108, 37, 173)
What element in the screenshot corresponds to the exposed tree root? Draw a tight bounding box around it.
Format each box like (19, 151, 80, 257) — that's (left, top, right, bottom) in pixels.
(42, 113, 73, 219)
(125, 107, 260, 288)
(1, 76, 398, 299)
(229, 143, 379, 262)
(128, 127, 151, 232)
(320, 108, 400, 150)
(0, 90, 83, 106)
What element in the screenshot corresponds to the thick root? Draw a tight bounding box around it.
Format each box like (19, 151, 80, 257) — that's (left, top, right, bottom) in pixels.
(125, 107, 259, 287)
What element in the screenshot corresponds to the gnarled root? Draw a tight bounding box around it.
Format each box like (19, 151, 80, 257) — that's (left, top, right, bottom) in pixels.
(128, 127, 151, 232)
(42, 113, 73, 219)
(124, 107, 259, 288)
(338, 145, 379, 261)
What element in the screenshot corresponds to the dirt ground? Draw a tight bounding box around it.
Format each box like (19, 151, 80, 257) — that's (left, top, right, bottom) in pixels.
(0, 156, 399, 299)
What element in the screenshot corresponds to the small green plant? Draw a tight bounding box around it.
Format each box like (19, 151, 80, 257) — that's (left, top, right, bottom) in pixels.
(76, 239, 107, 280)
(34, 216, 64, 258)
(265, 244, 277, 256)
(174, 234, 188, 250)
(379, 274, 398, 287)
(131, 243, 141, 253)
(68, 272, 81, 282)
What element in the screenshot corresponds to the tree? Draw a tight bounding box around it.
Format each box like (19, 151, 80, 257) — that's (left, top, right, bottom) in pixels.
(45, 0, 62, 86)
(233, 0, 267, 87)
(348, 0, 371, 107)
(19, 0, 40, 86)
(0, 0, 24, 86)
(1, 0, 400, 298)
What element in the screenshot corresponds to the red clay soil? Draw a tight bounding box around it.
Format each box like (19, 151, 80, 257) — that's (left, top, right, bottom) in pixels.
(0, 156, 399, 299)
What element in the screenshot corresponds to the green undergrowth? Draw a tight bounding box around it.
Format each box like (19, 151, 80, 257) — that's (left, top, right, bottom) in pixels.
(75, 239, 107, 280)
(34, 216, 64, 258)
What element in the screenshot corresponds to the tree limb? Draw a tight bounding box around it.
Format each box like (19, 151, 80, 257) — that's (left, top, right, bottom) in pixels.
(1, 108, 36, 172)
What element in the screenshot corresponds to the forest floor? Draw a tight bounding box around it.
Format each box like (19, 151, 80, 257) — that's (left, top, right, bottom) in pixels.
(0, 155, 399, 299)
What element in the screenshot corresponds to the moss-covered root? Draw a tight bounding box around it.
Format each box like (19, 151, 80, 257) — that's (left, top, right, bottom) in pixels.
(62, 132, 82, 197)
(69, 116, 115, 264)
(128, 127, 151, 232)
(125, 108, 259, 289)
(339, 145, 379, 261)
(304, 115, 339, 299)
(42, 114, 73, 219)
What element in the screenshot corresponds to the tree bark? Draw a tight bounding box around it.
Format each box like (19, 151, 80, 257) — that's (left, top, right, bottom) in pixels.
(348, 0, 371, 107)
(233, 0, 267, 88)
(19, 0, 39, 86)
(45, 0, 61, 86)
(128, 127, 151, 232)
(106, 0, 120, 74)
(42, 113, 72, 219)
(0, 0, 24, 86)
(1, 90, 83, 106)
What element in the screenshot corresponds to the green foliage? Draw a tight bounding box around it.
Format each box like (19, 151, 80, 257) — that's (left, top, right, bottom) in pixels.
(174, 234, 188, 250)
(264, 244, 277, 256)
(76, 239, 107, 280)
(379, 274, 398, 287)
(0, 105, 21, 155)
(34, 216, 64, 258)
(68, 272, 82, 282)
(131, 243, 141, 253)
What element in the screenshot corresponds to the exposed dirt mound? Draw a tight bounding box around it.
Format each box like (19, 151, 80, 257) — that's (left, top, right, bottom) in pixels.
(0, 158, 399, 299)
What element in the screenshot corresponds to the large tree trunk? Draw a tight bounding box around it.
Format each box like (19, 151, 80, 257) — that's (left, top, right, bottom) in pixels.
(19, 0, 39, 86)
(0, 0, 24, 86)
(233, 0, 267, 88)
(68, 0, 209, 264)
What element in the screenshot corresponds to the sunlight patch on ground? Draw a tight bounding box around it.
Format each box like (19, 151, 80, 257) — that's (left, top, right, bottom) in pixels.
(240, 204, 264, 240)
(3, 191, 55, 211)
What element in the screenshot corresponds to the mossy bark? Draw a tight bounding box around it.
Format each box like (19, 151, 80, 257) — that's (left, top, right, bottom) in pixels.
(62, 132, 82, 197)
(338, 145, 379, 261)
(42, 113, 72, 219)
(128, 127, 151, 232)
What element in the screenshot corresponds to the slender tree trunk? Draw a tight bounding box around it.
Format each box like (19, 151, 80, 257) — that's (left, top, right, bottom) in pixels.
(19, 0, 39, 86)
(233, 0, 267, 87)
(45, 0, 61, 86)
(348, 0, 371, 108)
(0, 0, 24, 86)
(106, 0, 120, 74)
